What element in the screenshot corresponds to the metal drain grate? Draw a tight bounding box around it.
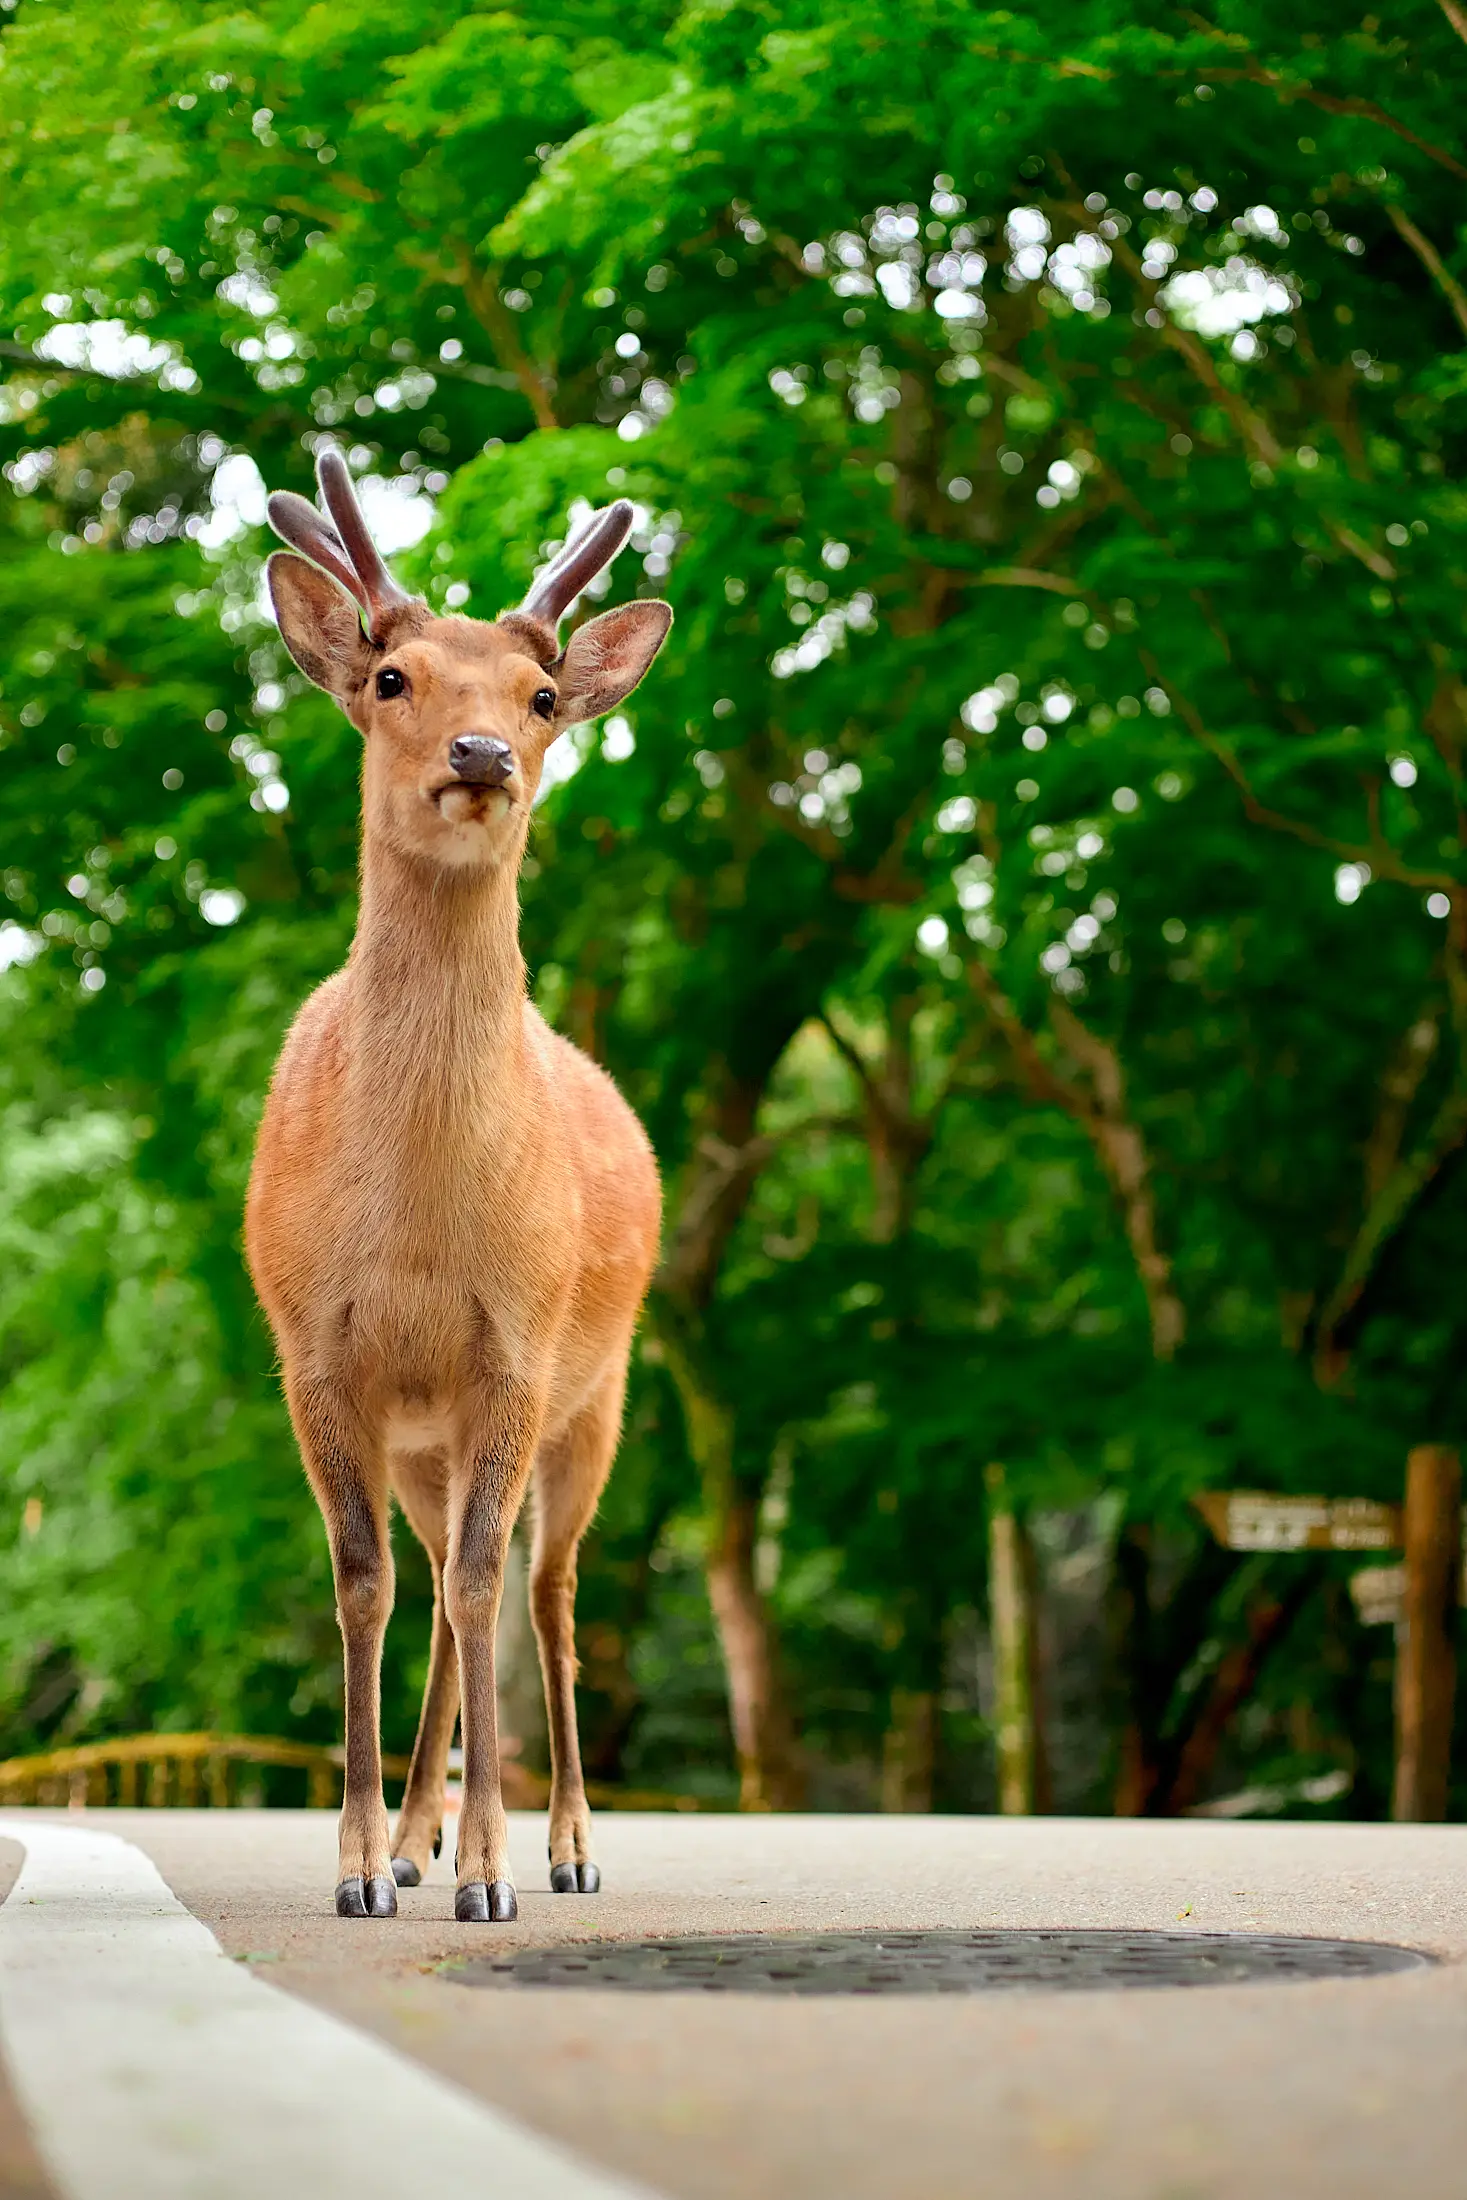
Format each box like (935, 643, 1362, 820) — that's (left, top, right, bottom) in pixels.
(450, 1928, 1432, 1997)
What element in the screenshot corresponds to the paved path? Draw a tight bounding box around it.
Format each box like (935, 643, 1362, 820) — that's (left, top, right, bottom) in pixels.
(0, 1817, 648, 2200)
(3, 1808, 1467, 2199)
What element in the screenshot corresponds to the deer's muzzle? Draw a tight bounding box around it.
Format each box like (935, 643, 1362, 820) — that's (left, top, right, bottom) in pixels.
(448, 736, 515, 787)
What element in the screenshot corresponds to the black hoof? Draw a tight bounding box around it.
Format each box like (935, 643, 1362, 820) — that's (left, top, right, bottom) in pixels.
(391, 1857, 421, 1889)
(455, 1878, 518, 1923)
(432, 1829, 443, 1860)
(551, 1861, 601, 1893)
(337, 1874, 397, 1917)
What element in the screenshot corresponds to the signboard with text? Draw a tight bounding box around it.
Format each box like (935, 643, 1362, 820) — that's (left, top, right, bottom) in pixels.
(1192, 1491, 1403, 1554)
(1189, 1450, 1460, 1824)
(1349, 1564, 1406, 1627)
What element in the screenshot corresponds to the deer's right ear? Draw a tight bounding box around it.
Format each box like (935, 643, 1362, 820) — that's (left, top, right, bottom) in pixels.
(267, 552, 373, 702)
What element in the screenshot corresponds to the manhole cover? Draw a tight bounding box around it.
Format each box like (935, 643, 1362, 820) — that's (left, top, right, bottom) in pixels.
(450, 1929, 1431, 1996)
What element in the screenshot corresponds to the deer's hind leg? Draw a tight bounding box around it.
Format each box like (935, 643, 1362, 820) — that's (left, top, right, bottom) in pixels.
(388, 1447, 459, 1889)
(531, 1366, 627, 1894)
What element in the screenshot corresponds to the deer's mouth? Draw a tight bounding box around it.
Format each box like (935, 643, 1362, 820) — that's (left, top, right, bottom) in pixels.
(431, 782, 515, 821)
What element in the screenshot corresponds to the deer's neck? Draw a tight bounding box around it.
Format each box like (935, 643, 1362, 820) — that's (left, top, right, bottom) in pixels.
(345, 843, 527, 1136)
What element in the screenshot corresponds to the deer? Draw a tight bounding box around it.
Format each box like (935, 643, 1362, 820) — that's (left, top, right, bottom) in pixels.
(245, 446, 669, 1922)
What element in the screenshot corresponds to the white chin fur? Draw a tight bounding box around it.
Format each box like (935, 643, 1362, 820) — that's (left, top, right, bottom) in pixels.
(433, 785, 515, 867)
(437, 786, 482, 826)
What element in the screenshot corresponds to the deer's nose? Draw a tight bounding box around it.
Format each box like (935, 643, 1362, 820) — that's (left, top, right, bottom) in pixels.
(448, 735, 515, 787)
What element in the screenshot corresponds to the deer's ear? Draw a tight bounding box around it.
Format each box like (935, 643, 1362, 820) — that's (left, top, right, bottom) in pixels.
(268, 552, 373, 701)
(554, 600, 672, 725)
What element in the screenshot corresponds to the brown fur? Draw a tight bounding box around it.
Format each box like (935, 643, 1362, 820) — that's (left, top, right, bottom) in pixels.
(246, 527, 668, 1913)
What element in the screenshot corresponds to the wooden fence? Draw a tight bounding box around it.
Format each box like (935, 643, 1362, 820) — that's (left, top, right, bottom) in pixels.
(0, 1732, 403, 1810)
(0, 1731, 704, 1813)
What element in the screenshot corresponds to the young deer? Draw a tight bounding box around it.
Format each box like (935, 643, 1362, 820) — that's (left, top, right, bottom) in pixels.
(246, 448, 669, 1921)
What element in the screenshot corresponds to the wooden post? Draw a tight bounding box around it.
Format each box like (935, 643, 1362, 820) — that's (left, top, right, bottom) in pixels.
(1392, 1445, 1460, 1823)
(987, 1464, 1034, 1815)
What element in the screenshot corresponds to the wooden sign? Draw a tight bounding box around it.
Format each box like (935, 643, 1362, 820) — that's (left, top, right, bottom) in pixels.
(1349, 1563, 1405, 1627)
(1187, 1451, 1460, 1829)
(1192, 1491, 1402, 1554)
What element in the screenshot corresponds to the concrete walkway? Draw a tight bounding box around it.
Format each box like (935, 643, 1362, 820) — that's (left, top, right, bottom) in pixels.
(4, 1808, 1467, 2199)
(0, 1816, 649, 2200)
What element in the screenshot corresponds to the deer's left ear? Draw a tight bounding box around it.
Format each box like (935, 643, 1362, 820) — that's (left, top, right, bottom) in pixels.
(554, 600, 672, 725)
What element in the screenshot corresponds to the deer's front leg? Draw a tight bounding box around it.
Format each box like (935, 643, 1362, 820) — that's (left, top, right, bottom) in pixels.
(290, 1378, 397, 1919)
(445, 1402, 538, 1924)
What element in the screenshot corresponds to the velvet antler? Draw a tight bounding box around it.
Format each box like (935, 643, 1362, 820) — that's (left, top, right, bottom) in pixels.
(518, 500, 635, 630)
(269, 453, 636, 647)
(266, 445, 413, 645)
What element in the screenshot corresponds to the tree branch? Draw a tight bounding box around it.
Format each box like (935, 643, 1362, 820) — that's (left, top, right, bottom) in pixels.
(1048, 1001, 1187, 1360)
(974, 31, 1467, 179)
(818, 1011, 881, 1107)
(966, 963, 1186, 1358)
(1312, 1071, 1467, 1381)
(1385, 203, 1467, 343)
(1175, 14, 1467, 181)
(1056, 200, 1401, 583)
(975, 565, 1084, 597)
(456, 255, 559, 433)
(819, 1003, 938, 1243)
(1364, 1013, 1441, 1207)
(1439, 0, 1467, 49)
(1143, 654, 1460, 894)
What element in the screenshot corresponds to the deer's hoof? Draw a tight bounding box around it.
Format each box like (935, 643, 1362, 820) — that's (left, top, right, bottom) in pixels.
(336, 1874, 397, 1919)
(551, 1862, 601, 1893)
(432, 1829, 443, 1860)
(391, 1857, 421, 1889)
(456, 1879, 517, 1924)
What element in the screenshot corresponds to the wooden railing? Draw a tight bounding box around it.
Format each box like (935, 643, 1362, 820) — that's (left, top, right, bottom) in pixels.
(0, 1732, 405, 1811)
(0, 1732, 705, 1813)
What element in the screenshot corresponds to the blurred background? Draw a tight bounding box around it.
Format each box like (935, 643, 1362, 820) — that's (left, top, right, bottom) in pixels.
(1, 0, 1464, 1823)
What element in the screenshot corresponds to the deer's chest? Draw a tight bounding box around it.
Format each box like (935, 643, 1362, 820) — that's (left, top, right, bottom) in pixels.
(321, 1181, 575, 1404)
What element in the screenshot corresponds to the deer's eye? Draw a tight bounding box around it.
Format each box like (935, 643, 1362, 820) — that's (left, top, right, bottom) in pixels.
(376, 667, 405, 700)
(531, 687, 557, 720)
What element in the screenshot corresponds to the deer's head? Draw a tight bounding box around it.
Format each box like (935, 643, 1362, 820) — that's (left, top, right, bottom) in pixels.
(265, 447, 671, 870)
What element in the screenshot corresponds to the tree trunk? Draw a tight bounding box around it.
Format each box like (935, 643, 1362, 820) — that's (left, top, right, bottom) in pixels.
(652, 1055, 812, 1812)
(1153, 1583, 1310, 1816)
(1018, 1517, 1054, 1815)
(988, 1465, 1037, 1815)
(494, 1529, 548, 1802)
(1109, 1523, 1160, 1817)
(881, 1688, 936, 1812)
(704, 1480, 805, 1810)
(656, 1318, 803, 1809)
(577, 1545, 668, 1786)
